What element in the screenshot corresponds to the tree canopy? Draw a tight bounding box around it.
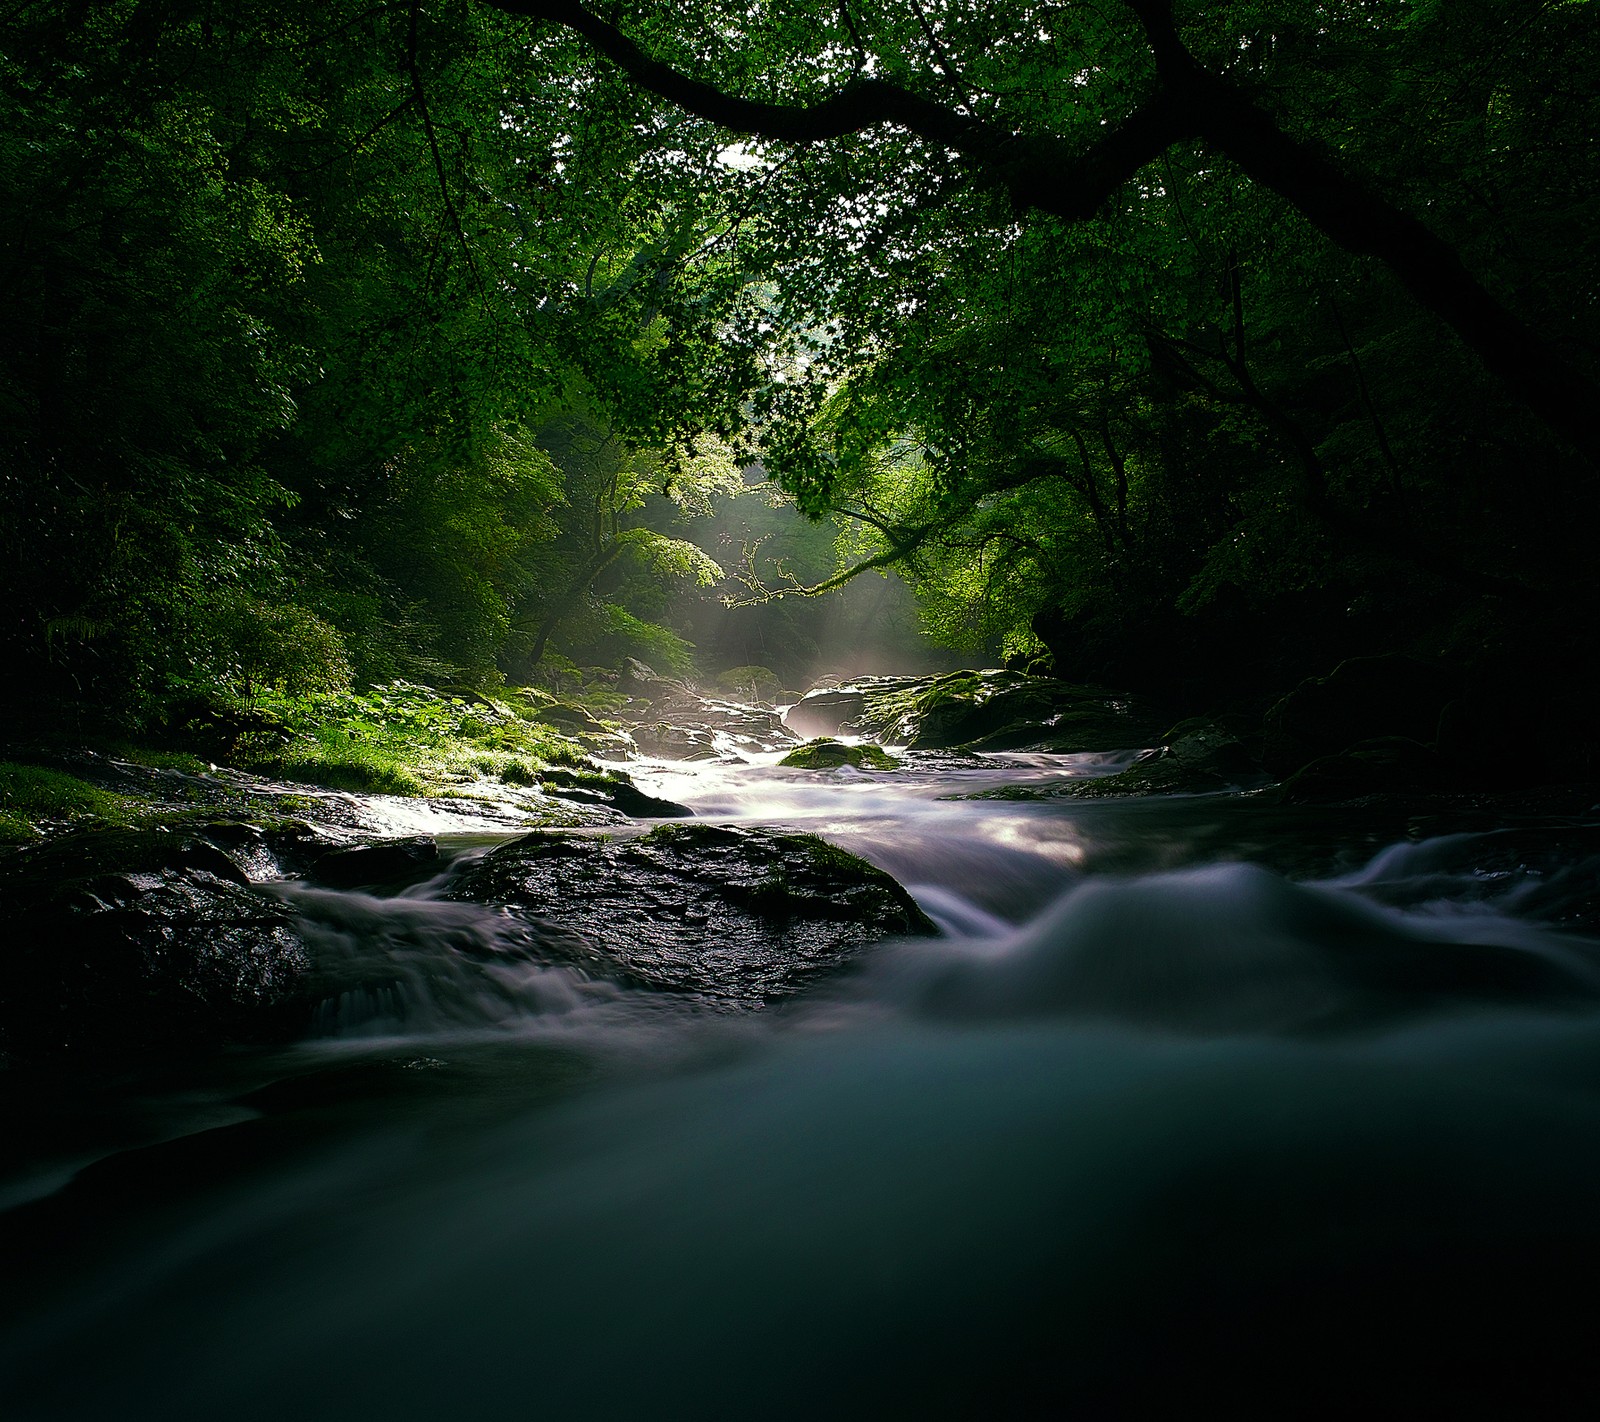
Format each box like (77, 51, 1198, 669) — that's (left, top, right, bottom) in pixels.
(2, 0, 1595, 722)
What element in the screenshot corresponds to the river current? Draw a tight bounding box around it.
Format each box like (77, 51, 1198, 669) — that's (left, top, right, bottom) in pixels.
(5, 741, 1600, 1417)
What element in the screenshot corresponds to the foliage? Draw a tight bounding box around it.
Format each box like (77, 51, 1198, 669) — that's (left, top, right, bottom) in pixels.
(0, 0, 755, 730)
(3, 0, 1595, 738)
(232, 681, 588, 793)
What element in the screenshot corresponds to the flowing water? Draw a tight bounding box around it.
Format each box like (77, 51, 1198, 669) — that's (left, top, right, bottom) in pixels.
(5, 738, 1600, 1417)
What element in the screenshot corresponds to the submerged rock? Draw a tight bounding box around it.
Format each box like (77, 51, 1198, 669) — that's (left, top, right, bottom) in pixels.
(445, 823, 935, 1007)
(779, 739, 899, 771)
(1051, 722, 1263, 799)
(910, 861, 1600, 1035)
(0, 826, 319, 1064)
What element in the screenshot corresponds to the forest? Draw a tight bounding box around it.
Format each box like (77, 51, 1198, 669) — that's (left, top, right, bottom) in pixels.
(4, 3, 1600, 1416)
(4, 0, 1594, 755)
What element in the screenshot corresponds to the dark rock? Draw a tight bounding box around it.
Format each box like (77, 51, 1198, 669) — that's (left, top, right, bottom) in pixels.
(874, 671, 1165, 752)
(785, 670, 1166, 753)
(538, 768, 692, 818)
(0, 827, 317, 1064)
(1277, 737, 1451, 804)
(306, 836, 441, 889)
(605, 782, 693, 818)
(783, 689, 870, 739)
(444, 823, 935, 1008)
(1264, 656, 1459, 776)
(779, 739, 898, 770)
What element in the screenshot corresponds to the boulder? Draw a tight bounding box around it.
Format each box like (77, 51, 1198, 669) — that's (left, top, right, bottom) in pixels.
(629, 723, 724, 761)
(1277, 737, 1452, 804)
(445, 824, 935, 1008)
(779, 739, 899, 771)
(783, 689, 869, 740)
(0, 827, 318, 1064)
(1263, 656, 1459, 776)
(529, 703, 607, 734)
(713, 666, 783, 704)
(894, 672, 1165, 752)
(784, 670, 1165, 753)
(307, 836, 441, 889)
(538, 768, 691, 818)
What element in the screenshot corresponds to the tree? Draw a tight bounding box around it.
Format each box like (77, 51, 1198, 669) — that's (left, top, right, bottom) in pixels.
(474, 0, 1596, 691)
(485, 0, 1598, 470)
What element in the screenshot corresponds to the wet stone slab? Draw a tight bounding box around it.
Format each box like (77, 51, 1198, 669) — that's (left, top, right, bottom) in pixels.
(443, 823, 936, 1008)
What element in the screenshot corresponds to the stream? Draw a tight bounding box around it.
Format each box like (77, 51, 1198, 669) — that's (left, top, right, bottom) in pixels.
(5, 732, 1600, 1417)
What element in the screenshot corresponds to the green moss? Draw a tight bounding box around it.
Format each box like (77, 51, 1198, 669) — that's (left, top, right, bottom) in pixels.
(120, 747, 210, 774)
(224, 681, 596, 796)
(780, 738, 899, 770)
(269, 740, 427, 796)
(787, 832, 872, 875)
(0, 763, 130, 838)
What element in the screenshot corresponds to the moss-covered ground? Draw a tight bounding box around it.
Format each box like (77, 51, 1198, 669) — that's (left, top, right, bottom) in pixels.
(0, 681, 605, 844)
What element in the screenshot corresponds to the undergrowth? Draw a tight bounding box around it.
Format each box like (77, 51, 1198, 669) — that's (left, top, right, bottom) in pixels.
(232, 681, 591, 794)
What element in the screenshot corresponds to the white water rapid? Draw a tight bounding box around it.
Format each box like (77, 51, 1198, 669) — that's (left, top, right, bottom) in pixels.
(5, 744, 1600, 1418)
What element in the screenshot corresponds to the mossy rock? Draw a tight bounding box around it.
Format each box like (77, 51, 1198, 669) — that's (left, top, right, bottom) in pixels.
(715, 665, 783, 703)
(961, 723, 1262, 802)
(529, 702, 607, 734)
(444, 823, 934, 1008)
(0, 762, 131, 841)
(779, 739, 899, 770)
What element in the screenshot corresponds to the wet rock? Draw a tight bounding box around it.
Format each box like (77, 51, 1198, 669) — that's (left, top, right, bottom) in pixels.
(538, 768, 691, 818)
(0, 827, 317, 1064)
(625, 695, 795, 761)
(1073, 723, 1263, 798)
(779, 739, 899, 771)
(1264, 656, 1459, 776)
(307, 836, 441, 889)
(629, 723, 723, 760)
(784, 689, 870, 739)
(192, 819, 333, 880)
(1277, 737, 1452, 804)
(444, 824, 936, 1007)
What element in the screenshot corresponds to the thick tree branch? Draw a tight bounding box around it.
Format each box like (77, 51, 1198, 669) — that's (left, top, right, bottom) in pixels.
(485, 0, 1192, 219)
(483, 0, 1599, 468)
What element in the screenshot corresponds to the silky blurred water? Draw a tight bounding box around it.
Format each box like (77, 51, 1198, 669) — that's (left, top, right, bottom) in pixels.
(5, 747, 1600, 1418)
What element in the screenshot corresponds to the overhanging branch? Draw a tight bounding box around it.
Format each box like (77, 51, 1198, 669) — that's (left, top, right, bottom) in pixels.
(481, 0, 1599, 468)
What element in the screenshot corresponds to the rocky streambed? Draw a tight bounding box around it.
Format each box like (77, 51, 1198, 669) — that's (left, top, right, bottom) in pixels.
(5, 664, 1600, 1418)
